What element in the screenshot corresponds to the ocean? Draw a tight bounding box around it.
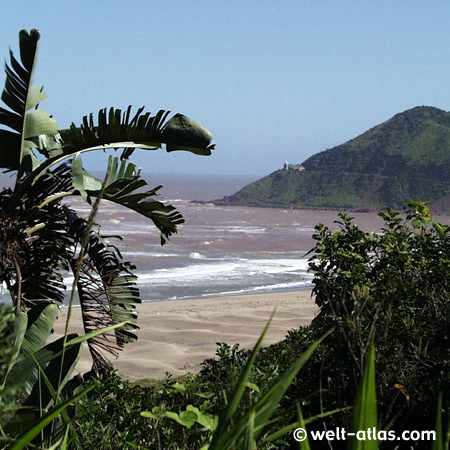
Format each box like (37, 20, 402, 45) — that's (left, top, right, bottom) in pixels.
(0, 173, 402, 304)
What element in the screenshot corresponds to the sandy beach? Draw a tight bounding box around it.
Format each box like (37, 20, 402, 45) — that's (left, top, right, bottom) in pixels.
(53, 289, 317, 380)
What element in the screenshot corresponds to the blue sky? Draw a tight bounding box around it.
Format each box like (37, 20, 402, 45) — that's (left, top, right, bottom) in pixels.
(2, 1, 450, 176)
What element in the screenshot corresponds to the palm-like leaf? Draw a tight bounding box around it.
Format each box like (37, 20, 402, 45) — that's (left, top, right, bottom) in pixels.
(73, 154, 184, 244)
(0, 29, 215, 374)
(2, 304, 78, 406)
(0, 29, 57, 173)
(65, 207, 141, 372)
(0, 164, 73, 308)
(31, 107, 214, 183)
(11, 165, 73, 307)
(0, 30, 214, 184)
(58, 106, 214, 157)
(3, 333, 83, 428)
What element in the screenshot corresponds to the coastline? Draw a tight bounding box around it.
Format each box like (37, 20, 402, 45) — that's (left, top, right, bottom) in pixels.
(53, 289, 317, 380)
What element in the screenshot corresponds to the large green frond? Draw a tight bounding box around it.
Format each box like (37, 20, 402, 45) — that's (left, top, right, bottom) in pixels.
(33, 107, 214, 180)
(0, 165, 73, 308)
(0, 29, 57, 172)
(19, 302, 58, 356)
(3, 334, 81, 401)
(15, 165, 73, 307)
(73, 155, 185, 244)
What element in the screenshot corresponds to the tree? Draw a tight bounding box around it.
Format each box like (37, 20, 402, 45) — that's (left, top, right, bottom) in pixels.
(307, 201, 450, 433)
(0, 29, 215, 372)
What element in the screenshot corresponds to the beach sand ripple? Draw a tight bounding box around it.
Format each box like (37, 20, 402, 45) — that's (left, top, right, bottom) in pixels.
(53, 290, 317, 380)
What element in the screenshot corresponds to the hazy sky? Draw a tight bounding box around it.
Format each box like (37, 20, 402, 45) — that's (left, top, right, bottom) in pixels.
(2, 1, 450, 176)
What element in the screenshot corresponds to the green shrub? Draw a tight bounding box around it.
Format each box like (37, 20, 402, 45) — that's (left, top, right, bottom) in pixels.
(73, 369, 216, 450)
(71, 202, 450, 449)
(200, 202, 450, 448)
(306, 202, 450, 432)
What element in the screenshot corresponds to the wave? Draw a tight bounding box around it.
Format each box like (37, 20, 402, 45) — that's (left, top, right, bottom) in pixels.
(121, 251, 179, 258)
(141, 280, 313, 303)
(189, 252, 205, 259)
(197, 225, 267, 235)
(134, 257, 311, 284)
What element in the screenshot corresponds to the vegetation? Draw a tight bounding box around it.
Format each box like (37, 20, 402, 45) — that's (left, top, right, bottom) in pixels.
(0, 29, 214, 367)
(305, 200, 450, 431)
(0, 29, 213, 447)
(68, 202, 450, 449)
(1, 30, 449, 450)
(217, 106, 450, 211)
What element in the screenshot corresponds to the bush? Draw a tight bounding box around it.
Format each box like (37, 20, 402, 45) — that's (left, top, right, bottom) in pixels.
(307, 202, 450, 431)
(72, 369, 217, 450)
(200, 201, 450, 448)
(71, 202, 450, 449)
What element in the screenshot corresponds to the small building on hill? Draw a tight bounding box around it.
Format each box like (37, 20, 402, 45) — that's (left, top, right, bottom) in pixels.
(283, 161, 305, 172)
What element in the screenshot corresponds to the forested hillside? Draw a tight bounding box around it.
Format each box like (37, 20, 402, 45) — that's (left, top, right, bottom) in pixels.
(217, 106, 450, 212)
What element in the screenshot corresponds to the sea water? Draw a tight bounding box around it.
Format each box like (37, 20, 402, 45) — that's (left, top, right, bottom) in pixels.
(0, 173, 390, 304)
(67, 173, 317, 302)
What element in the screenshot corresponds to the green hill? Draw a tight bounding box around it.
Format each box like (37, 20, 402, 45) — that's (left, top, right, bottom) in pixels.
(217, 106, 450, 212)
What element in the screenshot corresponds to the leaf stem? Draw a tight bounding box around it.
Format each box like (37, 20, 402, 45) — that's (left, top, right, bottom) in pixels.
(55, 174, 108, 407)
(12, 256, 22, 314)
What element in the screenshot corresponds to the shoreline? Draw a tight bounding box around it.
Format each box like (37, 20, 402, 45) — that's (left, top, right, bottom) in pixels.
(57, 283, 314, 309)
(53, 289, 317, 380)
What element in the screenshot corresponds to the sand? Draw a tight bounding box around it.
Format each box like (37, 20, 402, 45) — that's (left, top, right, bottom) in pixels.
(53, 289, 317, 380)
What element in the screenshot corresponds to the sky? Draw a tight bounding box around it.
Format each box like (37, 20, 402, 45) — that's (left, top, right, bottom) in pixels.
(2, 1, 450, 176)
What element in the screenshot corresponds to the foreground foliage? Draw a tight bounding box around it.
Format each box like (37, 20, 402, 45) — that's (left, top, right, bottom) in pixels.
(1, 28, 448, 450)
(71, 202, 449, 449)
(0, 29, 213, 448)
(0, 28, 214, 369)
(70, 322, 332, 450)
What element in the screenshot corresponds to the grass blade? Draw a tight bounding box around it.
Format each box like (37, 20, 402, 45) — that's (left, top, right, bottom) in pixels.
(348, 337, 378, 450)
(6, 382, 96, 450)
(208, 312, 274, 450)
(210, 327, 331, 450)
(432, 393, 443, 450)
(296, 400, 311, 450)
(64, 321, 128, 347)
